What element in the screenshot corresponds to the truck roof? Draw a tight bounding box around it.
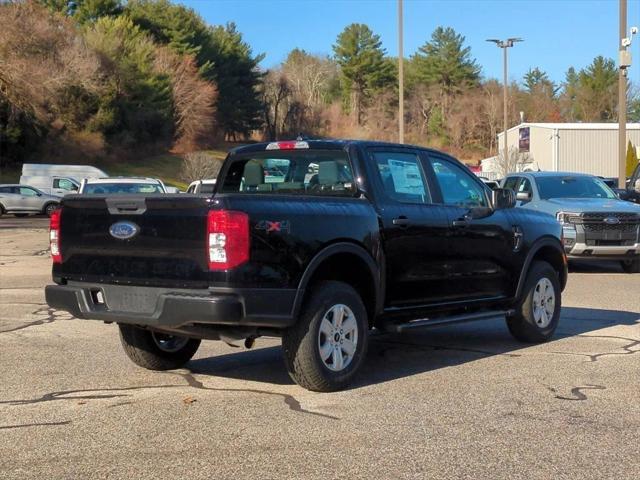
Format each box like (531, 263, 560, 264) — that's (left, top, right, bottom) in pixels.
(230, 139, 436, 156)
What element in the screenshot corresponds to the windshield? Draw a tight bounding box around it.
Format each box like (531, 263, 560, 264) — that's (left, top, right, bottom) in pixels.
(83, 183, 164, 194)
(536, 176, 617, 200)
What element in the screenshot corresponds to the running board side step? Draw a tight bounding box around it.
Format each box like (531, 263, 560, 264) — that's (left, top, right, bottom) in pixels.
(381, 310, 514, 333)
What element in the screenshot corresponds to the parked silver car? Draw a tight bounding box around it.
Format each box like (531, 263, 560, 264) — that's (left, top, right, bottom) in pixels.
(0, 184, 60, 217)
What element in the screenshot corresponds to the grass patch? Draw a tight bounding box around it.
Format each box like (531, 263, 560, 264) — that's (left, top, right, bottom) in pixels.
(1, 147, 230, 191)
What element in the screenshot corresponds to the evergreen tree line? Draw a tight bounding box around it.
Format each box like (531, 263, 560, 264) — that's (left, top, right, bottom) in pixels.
(1, 0, 638, 167)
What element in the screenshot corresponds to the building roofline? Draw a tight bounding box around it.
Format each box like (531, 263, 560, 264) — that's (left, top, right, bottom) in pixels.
(498, 122, 640, 136)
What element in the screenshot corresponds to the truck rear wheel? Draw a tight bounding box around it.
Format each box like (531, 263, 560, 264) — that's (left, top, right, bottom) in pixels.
(282, 281, 368, 392)
(119, 324, 200, 370)
(507, 261, 561, 343)
(621, 258, 640, 273)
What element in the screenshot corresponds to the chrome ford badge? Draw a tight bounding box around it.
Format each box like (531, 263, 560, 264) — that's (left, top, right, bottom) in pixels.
(603, 217, 620, 225)
(109, 221, 140, 240)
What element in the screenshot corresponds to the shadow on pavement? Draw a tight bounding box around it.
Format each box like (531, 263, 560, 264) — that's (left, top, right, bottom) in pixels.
(569, 259, 626, 274)
(187, 306, 639, 388)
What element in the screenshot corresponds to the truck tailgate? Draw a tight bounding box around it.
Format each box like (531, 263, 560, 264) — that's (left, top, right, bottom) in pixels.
(54, 195, 211, 288)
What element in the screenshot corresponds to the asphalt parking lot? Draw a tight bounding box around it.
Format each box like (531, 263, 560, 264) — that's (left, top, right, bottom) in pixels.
(0, 218, 638, 479)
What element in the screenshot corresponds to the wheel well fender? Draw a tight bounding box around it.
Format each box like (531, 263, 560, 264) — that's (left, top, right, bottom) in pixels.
(42, 201, 58, 213)
(515, 237, 568, 299)
(292, 242, 383, 326)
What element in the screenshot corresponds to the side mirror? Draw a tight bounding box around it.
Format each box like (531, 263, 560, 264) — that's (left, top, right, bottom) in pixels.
(492, 188, 516, 210)
(37, 193, 42, 196)
(615, 188, 630, 200)
(515, 191, 531, 202)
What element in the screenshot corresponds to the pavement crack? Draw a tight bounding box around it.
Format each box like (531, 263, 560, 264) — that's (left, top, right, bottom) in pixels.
(547, 384, 606, 401)
(0, 306, 72, 334)
(172, 372, 338, 420)
(1, 373, 339, 421)
(549, 335, 640, 362)
(0, 420, 72, 430)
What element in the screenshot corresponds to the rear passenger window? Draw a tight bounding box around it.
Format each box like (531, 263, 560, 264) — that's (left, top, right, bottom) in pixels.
(372, 151, 430, 204)
(220, 151, 356, 197)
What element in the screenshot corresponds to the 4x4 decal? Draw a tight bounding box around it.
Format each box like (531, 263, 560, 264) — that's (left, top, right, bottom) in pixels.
(255, 220, 291, 233)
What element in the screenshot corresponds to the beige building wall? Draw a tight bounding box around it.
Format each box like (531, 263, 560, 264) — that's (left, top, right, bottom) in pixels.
(497, 124, 640, 177)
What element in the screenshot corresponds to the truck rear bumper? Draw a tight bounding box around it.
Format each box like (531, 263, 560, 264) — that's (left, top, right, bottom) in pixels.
(45, 282, 297, 329)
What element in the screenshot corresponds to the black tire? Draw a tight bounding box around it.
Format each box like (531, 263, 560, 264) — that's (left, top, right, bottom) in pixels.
(621, 258, 640, 273)
(507, 261, 561, 343)
(119, 324, 200, 370)
(14, 213, 28, 218)
(43, 203, 59, 217)
(282, 281, 368, 392)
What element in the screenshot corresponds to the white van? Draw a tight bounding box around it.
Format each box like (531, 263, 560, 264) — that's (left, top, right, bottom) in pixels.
(19, 164, 107, 197)
(21, 164, 107, 178)
(19, 176, 80, 196)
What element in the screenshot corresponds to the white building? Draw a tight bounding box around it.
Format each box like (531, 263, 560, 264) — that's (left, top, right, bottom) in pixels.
(481, 122, 640, 178)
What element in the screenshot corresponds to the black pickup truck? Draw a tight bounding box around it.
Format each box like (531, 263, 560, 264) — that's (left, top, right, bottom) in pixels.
(46, 140, 568, 391)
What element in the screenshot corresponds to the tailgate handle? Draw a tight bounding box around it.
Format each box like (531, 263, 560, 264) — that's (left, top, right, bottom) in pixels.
(106, 198, 147, 215)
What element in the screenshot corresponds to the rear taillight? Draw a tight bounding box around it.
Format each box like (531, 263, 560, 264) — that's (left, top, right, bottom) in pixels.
(207, 210, 249, 270)
(50, 209, 62, 264)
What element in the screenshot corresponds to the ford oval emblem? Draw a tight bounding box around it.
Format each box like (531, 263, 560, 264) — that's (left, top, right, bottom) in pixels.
(109, 221, 140, 240)
(603, 216, 620, 225)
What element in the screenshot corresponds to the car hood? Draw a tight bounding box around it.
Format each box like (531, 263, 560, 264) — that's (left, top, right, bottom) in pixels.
(541, 197, 640, 214)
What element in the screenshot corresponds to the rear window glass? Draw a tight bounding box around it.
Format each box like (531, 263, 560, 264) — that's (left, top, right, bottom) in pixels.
(83, 183, 164, 194)
(220, 151, 356, 196)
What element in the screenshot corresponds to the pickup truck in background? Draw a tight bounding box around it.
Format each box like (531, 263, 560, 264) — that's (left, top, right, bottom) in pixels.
(616, 162, 640, 204)
(46, 140, 568, 392)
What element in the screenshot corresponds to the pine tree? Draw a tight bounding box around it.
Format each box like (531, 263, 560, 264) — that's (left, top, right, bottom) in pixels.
(333, 23, 394, 125)
(411, 27, 480, 96)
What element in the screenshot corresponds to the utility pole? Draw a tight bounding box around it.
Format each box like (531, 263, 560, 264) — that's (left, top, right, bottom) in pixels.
(487, 38, 523, 167)
(618, 0, 628, 189)
(398, 0, 404, 144)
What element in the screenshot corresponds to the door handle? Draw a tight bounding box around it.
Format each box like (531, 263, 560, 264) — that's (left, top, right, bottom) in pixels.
(452, 219, 469, 227)
(393, 216, 411, 227)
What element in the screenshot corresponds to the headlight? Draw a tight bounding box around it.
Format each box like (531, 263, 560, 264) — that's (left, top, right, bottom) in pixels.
(556, 212, 578, 225)
(556, 212, 577, 247)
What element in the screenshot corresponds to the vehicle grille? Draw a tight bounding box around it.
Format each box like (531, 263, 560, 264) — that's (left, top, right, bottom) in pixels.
(583, 223, 638, 233)
(575, 212, 640, 243)
(577, 212, 640, 224)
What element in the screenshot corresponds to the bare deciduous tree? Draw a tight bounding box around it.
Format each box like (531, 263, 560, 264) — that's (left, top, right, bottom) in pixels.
(494, 146, 531, 178)
(180, 151, 223, 183)
(154, 48, 218, 152)
(0, 1, 101, 123)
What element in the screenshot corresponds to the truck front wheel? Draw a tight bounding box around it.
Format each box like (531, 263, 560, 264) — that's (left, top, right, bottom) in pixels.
(119, 325, 200, 370)
(507, 261, 561, 343)
(282, 281, 368, 392)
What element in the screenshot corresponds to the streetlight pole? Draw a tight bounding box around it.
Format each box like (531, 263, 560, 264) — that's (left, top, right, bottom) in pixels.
(618, 0, 628, 189)
(487, 38, 523, 166)
(398, 0, 404, 144)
